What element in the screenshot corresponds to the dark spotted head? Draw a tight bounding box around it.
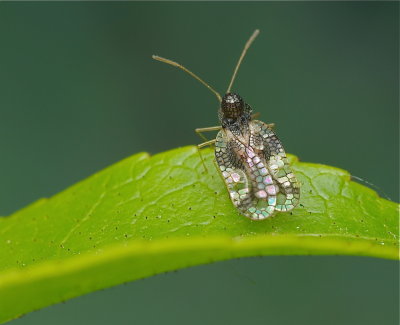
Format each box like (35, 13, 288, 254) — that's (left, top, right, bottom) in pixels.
(219, 93, 252, 130)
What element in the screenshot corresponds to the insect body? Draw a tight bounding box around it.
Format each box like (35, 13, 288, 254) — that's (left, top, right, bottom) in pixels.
(215, 93, 300, 219)
(153, 30, 300, 220)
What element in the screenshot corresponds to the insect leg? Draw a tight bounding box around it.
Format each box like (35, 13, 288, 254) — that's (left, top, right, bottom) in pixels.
(198, 139, 216, 148)
(197, 139, 216, 172)
(195, 126, 222, 142)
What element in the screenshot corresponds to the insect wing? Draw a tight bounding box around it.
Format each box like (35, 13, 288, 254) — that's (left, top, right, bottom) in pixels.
(215, 130, 252, 210)
(215, 130, 278, 220)
(251, 120, 300, 212)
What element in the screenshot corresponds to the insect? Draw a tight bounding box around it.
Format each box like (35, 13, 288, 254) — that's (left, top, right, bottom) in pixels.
(152, 29, 300, 220)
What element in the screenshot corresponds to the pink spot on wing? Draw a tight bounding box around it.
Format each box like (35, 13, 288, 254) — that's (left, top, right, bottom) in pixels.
(264, 176, 273, 185)
(255, 190, 267, 199)
(246, 148, 255, 158)
(266, 185, 276, 195)
(231, 173, 240, 182)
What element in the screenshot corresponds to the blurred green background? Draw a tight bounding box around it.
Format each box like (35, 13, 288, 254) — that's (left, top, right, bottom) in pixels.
(0, 2, 398, 325)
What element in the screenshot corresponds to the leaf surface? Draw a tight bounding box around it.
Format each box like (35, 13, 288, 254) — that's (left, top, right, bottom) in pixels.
(0, 146, 398, 323)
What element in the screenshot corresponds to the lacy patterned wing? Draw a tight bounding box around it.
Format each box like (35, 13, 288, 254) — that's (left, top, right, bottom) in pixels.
(251, 120, 300, 212)
(214, 130, 252, 211)
(215, 130, 278, 220)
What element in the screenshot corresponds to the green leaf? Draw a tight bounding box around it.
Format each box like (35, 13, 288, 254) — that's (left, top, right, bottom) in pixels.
(0, 146, 398, 323)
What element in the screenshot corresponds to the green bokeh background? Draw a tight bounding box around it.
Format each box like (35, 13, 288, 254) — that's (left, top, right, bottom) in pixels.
(0, 2, 398, 325)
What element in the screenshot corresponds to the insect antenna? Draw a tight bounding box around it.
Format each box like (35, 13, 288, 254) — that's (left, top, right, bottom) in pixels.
(152, 55, 222, 103)
(226, 29, 260, 93)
